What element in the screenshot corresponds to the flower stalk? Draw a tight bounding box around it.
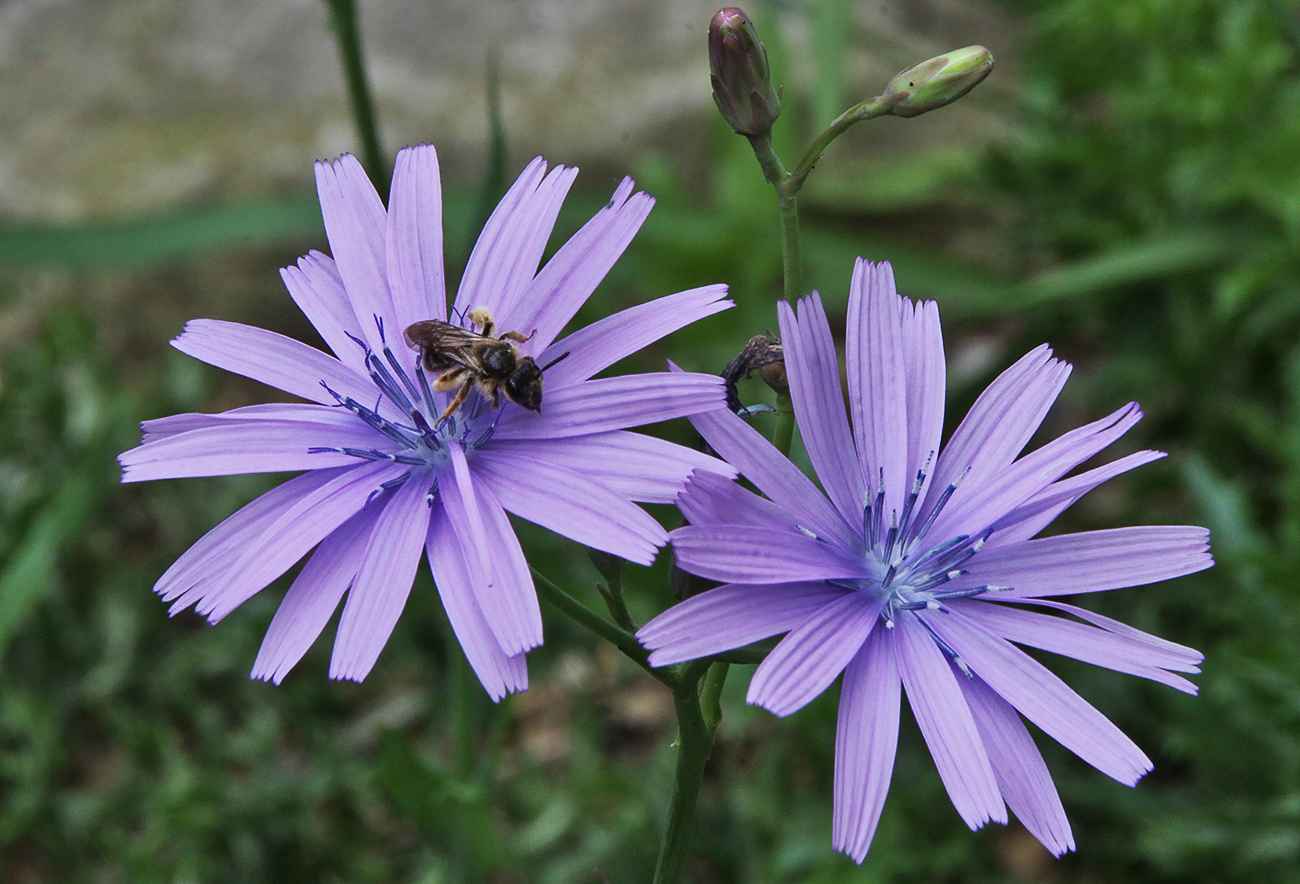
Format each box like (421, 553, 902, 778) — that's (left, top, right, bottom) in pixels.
(323, 0, 388, 195)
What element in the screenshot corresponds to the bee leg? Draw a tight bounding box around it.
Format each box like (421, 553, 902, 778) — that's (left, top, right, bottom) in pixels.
(499, 328, 536, 344)
(467, 306, 496, 338)
(431, 367, 467, 393)
(436, 380, 474, 426)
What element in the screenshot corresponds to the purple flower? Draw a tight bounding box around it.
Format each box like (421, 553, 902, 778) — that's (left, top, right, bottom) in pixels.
(638, 259, 1211, 861)
(120, 145, 733, 698)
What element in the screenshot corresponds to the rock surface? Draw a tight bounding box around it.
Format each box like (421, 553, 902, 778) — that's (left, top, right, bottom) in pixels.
(0, 0, 1013, 219)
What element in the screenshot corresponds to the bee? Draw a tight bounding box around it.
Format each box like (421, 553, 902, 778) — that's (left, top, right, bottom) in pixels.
(404, 306, 548, 424)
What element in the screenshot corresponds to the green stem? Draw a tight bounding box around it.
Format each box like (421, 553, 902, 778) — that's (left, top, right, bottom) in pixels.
(530, 567, 673, 687)
(745, 134, 803, 301)
(777, 190, 802, 302)
(651, 662, 717, 884)
(772, 391, 795, 456)
(699, 662, 729, 733)
(323, 0, 388, 195)
(789, 95, 895, 182)
(589, 549, 636, 633)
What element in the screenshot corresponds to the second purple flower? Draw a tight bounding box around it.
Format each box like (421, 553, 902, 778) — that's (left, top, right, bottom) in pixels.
(639, 259, 1211, 862)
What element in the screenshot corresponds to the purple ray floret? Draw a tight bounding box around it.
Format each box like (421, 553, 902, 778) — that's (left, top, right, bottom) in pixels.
(120, 145, 734, 699)
(637, 259, 1211, 861)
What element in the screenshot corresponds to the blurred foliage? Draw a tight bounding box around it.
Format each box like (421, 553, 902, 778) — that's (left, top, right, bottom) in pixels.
(2, 0, 1300, 881)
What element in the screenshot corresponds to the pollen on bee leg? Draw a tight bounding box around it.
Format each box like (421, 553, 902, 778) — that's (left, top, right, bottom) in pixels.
(467, 306, 496, 336)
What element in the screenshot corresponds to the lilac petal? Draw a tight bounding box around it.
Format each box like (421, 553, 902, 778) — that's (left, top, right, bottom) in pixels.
(924, 344, 1070, 518)
(955, 599, 1200, 693)
(510, 177, 656, 349)
(541, 285, 732, 386)
(894, 615, 1006, 830)
(280, 251, 368, 374)
(426, 507, 529, 700)
(491, 372, 726, 440)
(314, 154, 393, 352)
(687, 395, 861, 552)
(952, 525, 1214, 599)
(926, 402, 1144, 543)
(779, 294, 865, 526)
(846, 259, 909, 515)
(165, 460, 400, 622)
(439, 444, 543, 656)
(900, 297, 946, 502)
(385, 144, 448, 334)
(921, 607, 1153, 785)
(471, 448, 666, 565)
(173, 319, 403, 421)
(120, 408, 387, 480)
(987, 450, 1167, 548)
(486, 432, 733, 504)
(674, 469, 809, 534)
(139, 403, 333, 441)
(456, 160, 578, 323)
(330, 474, 433, 681)
(638, 581, 848, 666)
(1017, 598, 1203, 667)
(670, 524, 868, 585)
(251, 508, 377, 684)
(748, 592, 884, 716)
(961, 675, 1075, 856)
(833, 629, 901, 864)
(154, 467, 349, 604)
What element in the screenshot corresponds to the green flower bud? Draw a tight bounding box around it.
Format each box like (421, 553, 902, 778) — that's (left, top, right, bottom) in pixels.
(883, 45, 993, 118)
(709, 7, 782, 137)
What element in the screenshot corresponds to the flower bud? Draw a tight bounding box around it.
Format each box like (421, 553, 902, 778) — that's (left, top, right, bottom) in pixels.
(883, 46, 992, 118)
(709, 8, 782, 136)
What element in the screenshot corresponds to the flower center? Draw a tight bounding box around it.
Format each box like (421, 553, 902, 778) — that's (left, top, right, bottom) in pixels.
(832, 459, 1009, 629)
(308, 322, 503, 497)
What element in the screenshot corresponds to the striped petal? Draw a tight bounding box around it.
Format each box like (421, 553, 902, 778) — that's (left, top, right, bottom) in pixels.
(472, 448, 666, 565)
(510, 177, 656, 348)
(833, 629, 901, 863)
(955, 599, 1200, 693)
(330, 474, 433, 681)
(456, 159, 577, 323)
(315, 153, 393, 353)
(748, 592, 885, 716)
(953, 525, 1214, 599)
(426, 506, 529, 700)
(385, 144, 448, 333)
(846, 259, 909, 515)
(925, 344, 1070, 517)
(542, 284, 732, 386)
(639, 581, 848, 667)
(486, 432, 733, 505)
(438, 444, 542, 657)
(172, 319, 402, 421)
(120, 408, 389, 480)
(688, 397, 861, 551)
(492, 372, 727, 440)
(921, 607, 1153, 785)
(670, 524, 867, 585)
(251, 507, 378, 684)
(894, 615, 1006, 830)
(779, 294, 864, 526)
(960, 675, 1074, 856)
(280, 251, 368, 374)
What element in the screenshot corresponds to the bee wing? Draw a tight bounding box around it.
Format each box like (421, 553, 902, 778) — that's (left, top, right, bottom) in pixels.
(404, 320, 493, 372)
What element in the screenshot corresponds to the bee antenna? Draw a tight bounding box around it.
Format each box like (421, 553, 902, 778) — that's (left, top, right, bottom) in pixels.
(541, 351, 571, 372)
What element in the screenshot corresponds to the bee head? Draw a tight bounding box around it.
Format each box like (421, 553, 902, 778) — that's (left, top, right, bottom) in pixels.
(504, 357, 544, 412)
